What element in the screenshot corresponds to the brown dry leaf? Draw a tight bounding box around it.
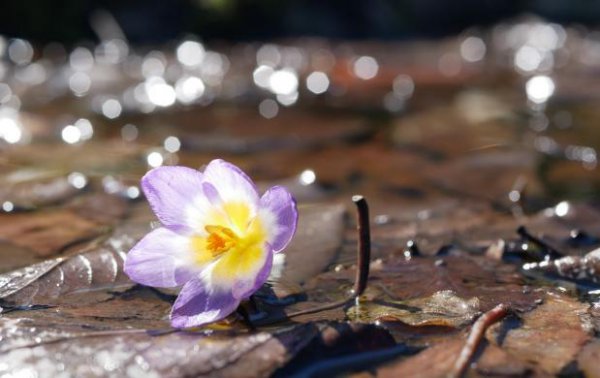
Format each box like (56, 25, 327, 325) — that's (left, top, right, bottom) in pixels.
(0, 210, 102, 257)
(371, 337, 531, 378)
(578, 340, 600, 378)
(0, 193, 128, 258)
(500, 292, 591, 375)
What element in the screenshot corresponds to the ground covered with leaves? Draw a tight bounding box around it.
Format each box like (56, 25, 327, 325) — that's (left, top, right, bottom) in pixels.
(2, 31, 600, 377)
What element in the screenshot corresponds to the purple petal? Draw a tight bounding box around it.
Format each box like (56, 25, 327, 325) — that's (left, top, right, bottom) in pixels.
(202, 159, 259, 207)
(202, 181, 222, 206)
(124, 227, 196, 288)
(259, 186, 298, 253)
(236, 245, 274, 300)
(142, 166, 204, 233)
(170, 278, 240, 328)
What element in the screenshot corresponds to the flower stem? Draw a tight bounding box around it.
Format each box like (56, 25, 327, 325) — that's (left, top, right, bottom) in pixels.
(352, 195, 371, 298)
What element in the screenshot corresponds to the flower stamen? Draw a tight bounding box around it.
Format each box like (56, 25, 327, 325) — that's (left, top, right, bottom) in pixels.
(205, 225, 238, 257)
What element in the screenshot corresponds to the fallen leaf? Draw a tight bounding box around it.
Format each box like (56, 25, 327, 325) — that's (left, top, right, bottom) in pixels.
(274, 203, 346, 286)
(0, 210, 104, 257)
(178, 108, 373, 154)
(0, 323, 320, 378)
(500, 292, 591, 375)
(0, 223, 148, 307)
(0, 169, 83, 210)
(371, 337, 531, 378)
(577, 339, 600, 378)
(346, 290, 480, 328)
(0, 193, 129, 258)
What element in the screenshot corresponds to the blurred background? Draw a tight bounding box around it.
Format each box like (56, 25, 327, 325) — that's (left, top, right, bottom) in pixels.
(2, 0, 600, 43)
(0, 0, 599, 217)
(3, 3, 600, 376)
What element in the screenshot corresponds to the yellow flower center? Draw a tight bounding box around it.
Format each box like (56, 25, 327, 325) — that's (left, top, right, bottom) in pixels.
(190, 202, 268, 278)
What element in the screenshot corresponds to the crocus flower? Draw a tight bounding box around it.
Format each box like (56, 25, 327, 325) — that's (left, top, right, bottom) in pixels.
(124, 159, 297, 328)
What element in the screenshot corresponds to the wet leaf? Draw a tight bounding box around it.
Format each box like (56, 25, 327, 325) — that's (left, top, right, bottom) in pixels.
(0, 322, 320, 378)
(0, 169, 84, 210)
(274, 203, 346, 286)
(304, 253, 540, 315)
(0, 223, 148, 307)
(1, 286, 173, 337)
(0, 258, 64, 299)
(347, 290, 480, 328)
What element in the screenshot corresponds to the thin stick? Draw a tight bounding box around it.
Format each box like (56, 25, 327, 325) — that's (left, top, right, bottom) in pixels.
(450, 303, 510, 378)
(287, 298, 349, 318)
(352, 195, 371, 297)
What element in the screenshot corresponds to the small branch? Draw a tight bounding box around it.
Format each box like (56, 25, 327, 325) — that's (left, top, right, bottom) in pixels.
(352, 195, 371, 298)
(450, 303, 510, 378)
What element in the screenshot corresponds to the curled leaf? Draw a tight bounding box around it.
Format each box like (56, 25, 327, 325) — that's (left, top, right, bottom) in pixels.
(0, 223, 148, 307)
(0, 169, 84, 210)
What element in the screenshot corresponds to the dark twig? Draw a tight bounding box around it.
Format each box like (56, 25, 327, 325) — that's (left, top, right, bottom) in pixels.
(517, 226, 563, 260)
(450, 303, 510, 378)
(352, 195, 371, 298)
(252, 298, 350, 326)
(286, 298, 350, 318)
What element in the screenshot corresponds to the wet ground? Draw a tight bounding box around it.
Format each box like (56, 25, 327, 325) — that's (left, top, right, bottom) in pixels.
(1, 18, 600, 377)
